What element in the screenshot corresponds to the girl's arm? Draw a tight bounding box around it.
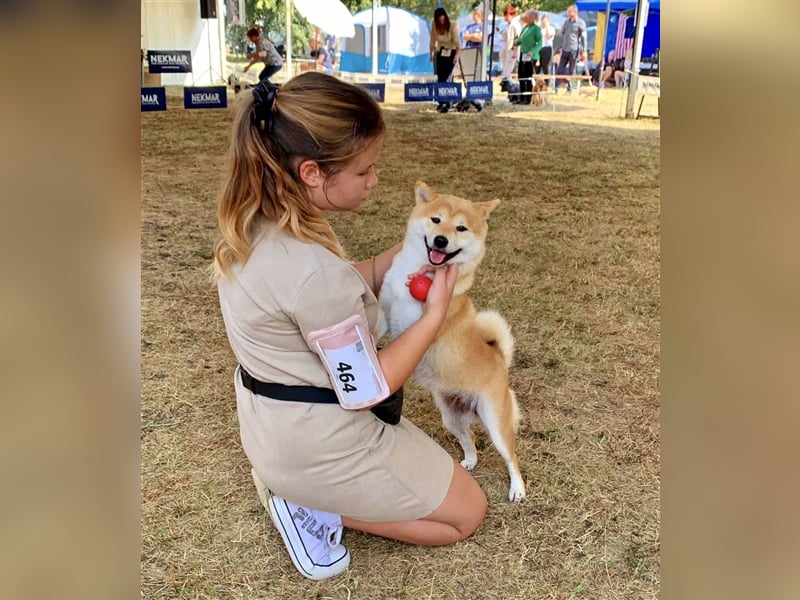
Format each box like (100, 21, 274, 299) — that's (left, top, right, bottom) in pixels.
(352, 241, 403, 295)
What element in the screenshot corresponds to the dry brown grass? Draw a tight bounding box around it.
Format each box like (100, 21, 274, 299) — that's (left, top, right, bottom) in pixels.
(142, 86, 660, 599)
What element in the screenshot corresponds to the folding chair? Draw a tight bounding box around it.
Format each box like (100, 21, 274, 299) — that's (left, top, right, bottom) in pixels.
(453, 47, 483, 112)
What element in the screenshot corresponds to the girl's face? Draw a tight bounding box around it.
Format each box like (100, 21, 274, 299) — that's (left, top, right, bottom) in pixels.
(307, 136, 383, 212)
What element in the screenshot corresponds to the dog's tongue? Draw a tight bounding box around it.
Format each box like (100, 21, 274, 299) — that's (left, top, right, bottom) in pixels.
(429, 249, 448, 265)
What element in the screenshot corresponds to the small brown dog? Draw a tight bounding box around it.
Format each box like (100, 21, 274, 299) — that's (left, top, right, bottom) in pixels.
(531, 79, 549, 106)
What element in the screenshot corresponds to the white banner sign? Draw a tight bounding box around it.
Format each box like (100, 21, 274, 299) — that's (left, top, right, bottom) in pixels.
(637, 75, 660, 97)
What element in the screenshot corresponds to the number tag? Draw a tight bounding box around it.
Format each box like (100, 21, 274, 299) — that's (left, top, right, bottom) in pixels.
(307, 314, 390, 410)
(440, 48, 452, 57)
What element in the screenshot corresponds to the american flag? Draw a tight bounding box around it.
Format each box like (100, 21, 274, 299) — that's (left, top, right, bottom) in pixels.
(614, 14, 634, 60)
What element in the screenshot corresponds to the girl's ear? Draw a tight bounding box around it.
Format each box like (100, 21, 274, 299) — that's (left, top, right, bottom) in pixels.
(298, 159, 323, 188)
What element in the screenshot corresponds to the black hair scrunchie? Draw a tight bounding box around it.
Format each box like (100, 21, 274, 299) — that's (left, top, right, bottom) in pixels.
(251, 80, 279, 132)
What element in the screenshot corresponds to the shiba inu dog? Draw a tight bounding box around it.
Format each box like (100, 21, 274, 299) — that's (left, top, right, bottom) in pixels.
(378, 181, 525, 502)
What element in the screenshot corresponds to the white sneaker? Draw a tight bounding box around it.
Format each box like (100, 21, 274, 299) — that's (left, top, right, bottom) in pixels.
(251, 469, 350, 580)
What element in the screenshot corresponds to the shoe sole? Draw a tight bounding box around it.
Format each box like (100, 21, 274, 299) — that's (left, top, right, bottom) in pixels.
(252, 469, 350, 580)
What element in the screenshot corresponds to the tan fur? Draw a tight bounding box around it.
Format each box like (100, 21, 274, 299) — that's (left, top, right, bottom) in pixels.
(382, 182, 526, 502)
(532, 79, 549, 106)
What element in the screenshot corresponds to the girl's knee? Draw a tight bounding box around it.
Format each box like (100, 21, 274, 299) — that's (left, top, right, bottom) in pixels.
(455, 483, 487, 541)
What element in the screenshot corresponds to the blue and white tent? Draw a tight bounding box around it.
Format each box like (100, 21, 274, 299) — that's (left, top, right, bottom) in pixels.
(576, 0, 660, 58)
(339, 6, 431, 75)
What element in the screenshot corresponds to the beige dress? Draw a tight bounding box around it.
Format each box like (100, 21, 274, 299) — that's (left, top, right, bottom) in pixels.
(217, 221, 454, 521)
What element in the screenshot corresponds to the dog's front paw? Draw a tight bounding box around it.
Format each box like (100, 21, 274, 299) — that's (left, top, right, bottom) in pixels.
(460, 457, 477, 471)
(508, 484, 526, 503)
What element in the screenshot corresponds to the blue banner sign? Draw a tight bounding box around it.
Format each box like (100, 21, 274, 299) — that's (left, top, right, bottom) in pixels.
(147, 50, 193, 73)
(404, 83, 434, 102)
(466, 81, 493, 101)
(141, 87, 167, 112)
(183, 86, 228, 109)
(359, 83, 385, 103)
(434, 83, 462, 102)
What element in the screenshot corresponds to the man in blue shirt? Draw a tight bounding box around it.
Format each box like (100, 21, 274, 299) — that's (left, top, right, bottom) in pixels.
(309, 38, 333, 75)
(555, 4, 587, 94)
(462, 7, 484, 49)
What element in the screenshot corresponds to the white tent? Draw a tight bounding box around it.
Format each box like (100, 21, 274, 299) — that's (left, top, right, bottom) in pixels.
(339, 6, 431, 74)
(141, 0, 226, 85)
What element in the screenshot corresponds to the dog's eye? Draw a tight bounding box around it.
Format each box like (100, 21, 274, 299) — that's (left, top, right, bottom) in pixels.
(430, 217, 441, 224)
(456, 225, 468, 232)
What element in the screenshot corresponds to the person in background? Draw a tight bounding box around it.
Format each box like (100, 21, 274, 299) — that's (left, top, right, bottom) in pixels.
(462, 7, 484, 49)
(554, 4, 587, 94)
(500, 6, 521, 81)
(325, 33, 338, 69)
(309, 38, 333, 75)
(575, 51, 598, 90)
(598, 49, 616, 87)
(243, 27, 284, 82)
(214, 73, 486, 581)
(538, 14, 555, 86)
(490, 21, 505, 76)
(430, 7, 461, 113)
(514, 9, 542, 105)
(614, 48, 632, 88)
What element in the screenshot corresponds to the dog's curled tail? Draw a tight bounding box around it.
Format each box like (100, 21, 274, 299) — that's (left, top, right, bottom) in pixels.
(475, 310, 514, 369)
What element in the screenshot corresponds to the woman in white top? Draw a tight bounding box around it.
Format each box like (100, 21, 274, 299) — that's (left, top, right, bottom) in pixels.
(500, 6, 521, 80)
(538, 14, 556, 84)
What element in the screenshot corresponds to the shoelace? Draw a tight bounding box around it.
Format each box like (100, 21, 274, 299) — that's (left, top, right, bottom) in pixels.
(326, 523, 343, 549)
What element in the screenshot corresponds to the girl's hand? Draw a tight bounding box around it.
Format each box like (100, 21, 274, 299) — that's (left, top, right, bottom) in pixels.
(419, 264, 458, 323)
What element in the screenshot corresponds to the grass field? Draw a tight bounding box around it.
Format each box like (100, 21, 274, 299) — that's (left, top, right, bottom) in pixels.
(141, 85, 660, 599)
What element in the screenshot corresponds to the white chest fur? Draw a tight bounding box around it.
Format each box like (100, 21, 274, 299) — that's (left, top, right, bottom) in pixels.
(378, 245, 428, 340)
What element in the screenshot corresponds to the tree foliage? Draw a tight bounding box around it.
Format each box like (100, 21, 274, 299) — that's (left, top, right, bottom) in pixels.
(534, 0, 573, 13)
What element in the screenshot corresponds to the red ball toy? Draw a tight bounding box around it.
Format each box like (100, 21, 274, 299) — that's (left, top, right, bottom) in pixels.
(409, 274, 433, 302)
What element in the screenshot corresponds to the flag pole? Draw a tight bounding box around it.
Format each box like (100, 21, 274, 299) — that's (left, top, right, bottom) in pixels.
(625, 0, 648, 117)
(285, 0, 293, 79)
(595, 0, 612, 101)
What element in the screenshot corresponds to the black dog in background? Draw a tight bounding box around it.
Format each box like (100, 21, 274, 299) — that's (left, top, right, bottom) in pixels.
(227, 73, 254, 94)
(500, 77, 522, 104)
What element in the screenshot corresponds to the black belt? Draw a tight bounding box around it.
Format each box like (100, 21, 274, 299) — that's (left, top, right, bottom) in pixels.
(239, 367, 338, 404)
(238, 365, 404, 425)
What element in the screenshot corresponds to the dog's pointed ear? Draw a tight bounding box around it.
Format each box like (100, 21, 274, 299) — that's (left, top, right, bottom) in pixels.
(478, 199, 501, 217)
(415, 181, 435, 204)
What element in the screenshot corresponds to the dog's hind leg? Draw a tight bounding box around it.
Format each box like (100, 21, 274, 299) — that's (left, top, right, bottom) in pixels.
(476, 390, 526, 502)
(434, 392, 479, 471)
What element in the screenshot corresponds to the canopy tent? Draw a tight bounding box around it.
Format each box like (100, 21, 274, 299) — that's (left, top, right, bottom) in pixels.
(577, 0, 660, 115)
(339, 6, 431, 74)
(577, 0, 660, 59)
(577, 0, 659, 9)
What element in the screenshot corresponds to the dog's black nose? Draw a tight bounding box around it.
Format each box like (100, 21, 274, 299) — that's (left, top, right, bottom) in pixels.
(433, 235, 448, 249)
